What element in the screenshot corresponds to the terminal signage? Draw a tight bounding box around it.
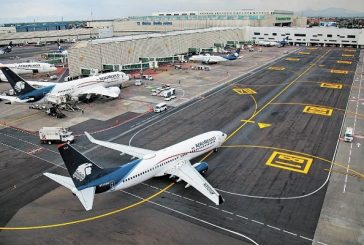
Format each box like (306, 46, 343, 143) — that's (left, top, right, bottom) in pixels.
(137, 21, 173, 26)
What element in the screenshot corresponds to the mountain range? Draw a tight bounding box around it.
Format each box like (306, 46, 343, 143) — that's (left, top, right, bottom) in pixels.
(297, 8, 364, 17)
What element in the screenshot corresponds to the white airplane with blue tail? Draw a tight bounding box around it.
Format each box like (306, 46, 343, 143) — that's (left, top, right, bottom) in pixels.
(44, 131, 227, 211)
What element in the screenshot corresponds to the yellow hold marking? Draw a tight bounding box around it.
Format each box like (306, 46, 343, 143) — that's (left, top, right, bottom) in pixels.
(240, 120, 255, 123)
(233, 88, 257, 95)
(342, 54, 354, 57)
(266, 151, 313, 174)
(320, 82, 343, 89)
(330, 69, 349, 74)
(336, 60, 352, 64)
(285, 58, 300, 61)
(268, 66, 286, 71)
(298, 52, 310, 55)
(303, 106, 333, 116)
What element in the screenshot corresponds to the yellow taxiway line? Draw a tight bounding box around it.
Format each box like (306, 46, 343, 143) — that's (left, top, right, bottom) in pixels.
(0, 183, 175, 230)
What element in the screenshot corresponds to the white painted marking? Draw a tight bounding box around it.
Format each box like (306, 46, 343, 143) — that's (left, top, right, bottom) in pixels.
(267, 225, 281, 231)
(251, 219, 264, 225)
(195, 201, 207, 206)
(182, 196, 195, 202)
(357, 143, 361, 147)
(283, 230, 297, 236)
(208, 205, 219, 210)
(236, 214, 249, 220)
(317, 241, 329, 245)
(221, 209, 234, 215)
(299, 235, 313, 242)
(123, 190, 260, 245)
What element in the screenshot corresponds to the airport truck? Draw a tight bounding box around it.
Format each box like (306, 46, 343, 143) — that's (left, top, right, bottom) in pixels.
(39, 127, 75, 144)
(161, 88, 176, 98)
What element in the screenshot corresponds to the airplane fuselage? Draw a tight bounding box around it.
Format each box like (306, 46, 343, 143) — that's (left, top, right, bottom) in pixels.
(16, 71, 128, 103)
(0, 62, 57, 81)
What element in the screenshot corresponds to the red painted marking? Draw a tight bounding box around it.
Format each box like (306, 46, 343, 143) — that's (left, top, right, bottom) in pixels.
(57, 143, 67, 149)
(74, 110, 150, 137)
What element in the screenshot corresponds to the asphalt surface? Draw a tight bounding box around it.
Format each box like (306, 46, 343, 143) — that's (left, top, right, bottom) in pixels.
(314, 50, 364, 244)
(0, 47, 360, 244)
(0, 44, 72, 60)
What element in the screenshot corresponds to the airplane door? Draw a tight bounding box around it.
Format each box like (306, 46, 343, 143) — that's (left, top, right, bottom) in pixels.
(110, 181, 115, 190)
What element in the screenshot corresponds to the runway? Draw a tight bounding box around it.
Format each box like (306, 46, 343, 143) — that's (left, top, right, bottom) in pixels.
(0, 47, 360, 244)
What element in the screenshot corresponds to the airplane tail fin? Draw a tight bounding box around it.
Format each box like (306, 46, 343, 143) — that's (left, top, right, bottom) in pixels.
(58, 143, 105, 189)
(235, 48, 241, 54)
(43, 144, 110, 211)
(7, 41, 12, 51)
(0, 67, 36, 96)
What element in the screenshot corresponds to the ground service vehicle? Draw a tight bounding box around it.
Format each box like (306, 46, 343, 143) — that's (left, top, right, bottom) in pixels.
(344, 127, 354, 142)
(154, 103, 167, 113)
(39, 127, 75, 144)
(161, 88, 176, 98)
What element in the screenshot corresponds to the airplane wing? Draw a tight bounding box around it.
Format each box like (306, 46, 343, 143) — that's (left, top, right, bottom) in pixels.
(77, 85, 120, 98)
(85, 132, 155, 159)
(164, 159, 224, 205)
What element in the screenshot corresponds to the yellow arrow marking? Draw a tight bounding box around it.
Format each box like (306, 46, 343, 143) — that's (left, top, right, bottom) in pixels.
(258, 123, 271, 129)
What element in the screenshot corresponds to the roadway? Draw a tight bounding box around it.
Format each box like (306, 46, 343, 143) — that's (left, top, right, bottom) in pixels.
(0, 47, 360, 244)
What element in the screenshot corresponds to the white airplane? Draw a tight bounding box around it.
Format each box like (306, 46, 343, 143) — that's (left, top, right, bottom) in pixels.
(256, 37, 289, 47)
(189, 48, 241, 64)
(256, 40, 278, 47)
(0, 41, 13, 55)
(0, 67, 129, 104)
(0, 62, 57, 81)
(44, 131, 227, 211)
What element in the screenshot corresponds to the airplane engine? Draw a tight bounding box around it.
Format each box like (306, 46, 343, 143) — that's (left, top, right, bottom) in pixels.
(192, 162, 208, 174)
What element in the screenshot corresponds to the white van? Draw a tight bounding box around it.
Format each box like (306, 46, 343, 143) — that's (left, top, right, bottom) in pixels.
(142, 75, 153, 80)
(154, 103, 167, 113)
(344, 127, 354, 142)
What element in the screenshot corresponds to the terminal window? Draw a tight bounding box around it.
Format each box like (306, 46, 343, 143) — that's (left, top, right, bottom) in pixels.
(327, 34, 332, 37)
(294, 33, 306, 37)
(273, 33, 277, 36)
(254, 32, 260, 35)
(347, 35, 355, 38)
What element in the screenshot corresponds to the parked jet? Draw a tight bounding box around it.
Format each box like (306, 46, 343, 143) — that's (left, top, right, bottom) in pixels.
(256, 37, 289, 47)
(189, 48, 241, 64)
(44, 131, 226, 211)
(0, 62, 57, 81)
(0, 42, 13, 55)
(0, 67, 129, 103)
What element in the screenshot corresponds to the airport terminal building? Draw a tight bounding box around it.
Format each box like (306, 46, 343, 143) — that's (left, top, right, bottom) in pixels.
(88, 10, 307, 32)
(68, 26, 364, 76)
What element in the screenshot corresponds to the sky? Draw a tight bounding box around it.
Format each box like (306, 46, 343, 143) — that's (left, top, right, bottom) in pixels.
(1, 0, 364, 23)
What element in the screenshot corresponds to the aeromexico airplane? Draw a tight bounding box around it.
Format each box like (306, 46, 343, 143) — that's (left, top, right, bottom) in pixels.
(189, 48, 241, 64)
(44, 131, 227, 211)
(0, 62, 57, 81)
(0, 67, 129, 104)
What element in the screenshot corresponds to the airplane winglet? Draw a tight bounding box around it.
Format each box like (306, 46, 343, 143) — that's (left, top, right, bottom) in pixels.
(84, 131, 96, 143)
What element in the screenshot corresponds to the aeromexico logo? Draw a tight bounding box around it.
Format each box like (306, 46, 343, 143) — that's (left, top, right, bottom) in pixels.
(14, 81, 26, 92)
(73, 163, 93, 181)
